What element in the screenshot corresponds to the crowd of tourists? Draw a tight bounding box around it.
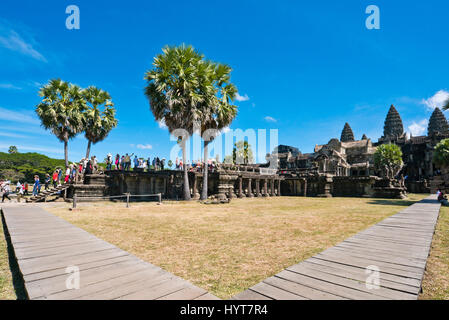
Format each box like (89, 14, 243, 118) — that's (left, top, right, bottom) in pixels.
(105, 153, 219, 173)
(1, 153, 221, 203)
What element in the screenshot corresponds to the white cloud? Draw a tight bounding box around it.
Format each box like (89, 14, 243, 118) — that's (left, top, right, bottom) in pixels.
(0, 107, 40, 125)
(235, 93, 250, 102)
(0, 29, 47, 62)
(221, 127, 231, 133)
(137, 144, 153, 150)
(421, 90, 449, 110)
(408, 119, 428, 136)
(0, 131, 29, 139)
(0, 83, 22, 90)
(264, 116, 277, 123)
(158, 119, 168, 129)
(0, 143, 62, 155)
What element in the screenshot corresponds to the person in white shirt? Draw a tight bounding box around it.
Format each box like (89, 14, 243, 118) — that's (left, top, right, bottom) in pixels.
(1, 182, 11, 203)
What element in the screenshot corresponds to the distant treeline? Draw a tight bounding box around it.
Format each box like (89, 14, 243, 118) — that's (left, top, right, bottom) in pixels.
(0, 152, 66, 183)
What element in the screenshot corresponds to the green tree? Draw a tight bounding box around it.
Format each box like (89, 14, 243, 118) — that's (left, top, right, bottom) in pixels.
(234, 140, 254, 165)
(35, 79, 86, 167)
(200, 63, 238, 200)
(82, 86, 118, 159)
(374, 143, 403, 178)
(144, 45, 209, 200)
(8, 146, 18, 154)
(433, 138, 449, 168)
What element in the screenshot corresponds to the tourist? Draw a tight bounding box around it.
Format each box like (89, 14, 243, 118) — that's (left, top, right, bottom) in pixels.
(52, 170, 59, 188)
(58, 169, 62, 184)
(16, 181, 22, 193)
(64, 166, 71, 184)
(17, 183, 24, 203)
(71, 164, 77, 183)
(115, 154, 120, 170)
(147, 157, 151, 171)
(161, 158, 165, 170)
(1, 181, 11, 203)
(106, 153, 113, 171)
(45, 174, 51, 190)
(134, 155, 139, 171)
(32, 175, 40, 196)
(437, 190, 449, 206)
(23, 182, 29, 195)
(85, 159, 93, 175)
(175, 157, 179, 170)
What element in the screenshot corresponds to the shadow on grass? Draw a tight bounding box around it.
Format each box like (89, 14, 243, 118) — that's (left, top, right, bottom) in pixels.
(1, 210, 28, 300)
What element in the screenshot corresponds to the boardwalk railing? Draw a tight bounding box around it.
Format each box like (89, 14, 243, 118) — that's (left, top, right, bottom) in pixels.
(73, 193, 162, 209)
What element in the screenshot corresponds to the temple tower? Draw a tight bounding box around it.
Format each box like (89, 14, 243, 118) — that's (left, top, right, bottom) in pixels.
(428, 107, 449, 136)
(340, 123, 355, 142)
(383, 105, 404, 139)
(361, 134, 368, 140)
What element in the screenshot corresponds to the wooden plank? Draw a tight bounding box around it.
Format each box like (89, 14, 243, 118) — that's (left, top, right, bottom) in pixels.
(234, 195, 440, 300)
(250, 282, 308, 300)
(1, 206, 216, 300)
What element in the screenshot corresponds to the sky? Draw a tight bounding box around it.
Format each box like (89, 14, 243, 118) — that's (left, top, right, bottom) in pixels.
(1, 0, 449, 163)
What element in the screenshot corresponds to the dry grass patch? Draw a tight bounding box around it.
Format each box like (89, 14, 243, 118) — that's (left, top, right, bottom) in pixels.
(420, 206, 449, 300)
(48, 194, 427, 299)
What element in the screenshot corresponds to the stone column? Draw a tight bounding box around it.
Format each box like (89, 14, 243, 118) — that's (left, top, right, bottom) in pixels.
(192, 175, 200, 200)
(303, 178, 307, 197)
(270, 179, 275, 196)
(247, 178, 254, 197)
(263, 179, 269, 197)
(277, 179, 281, 196)
(255, 179, 260, 197)
(238, 177, 243, 198)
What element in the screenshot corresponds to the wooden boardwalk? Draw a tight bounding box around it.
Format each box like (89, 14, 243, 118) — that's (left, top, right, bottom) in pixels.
(1, 206, 218, 300)
(233, 195, 441, 300)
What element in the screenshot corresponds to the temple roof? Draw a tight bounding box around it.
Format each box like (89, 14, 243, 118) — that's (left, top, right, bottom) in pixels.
(340, 123, 355, 142)
(361, 134, 368, 140)
(428, 107, 449, 136)
(383, 105, 404, 138)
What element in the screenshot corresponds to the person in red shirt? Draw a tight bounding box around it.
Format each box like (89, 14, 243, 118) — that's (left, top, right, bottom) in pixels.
(52, 170, 59, 188)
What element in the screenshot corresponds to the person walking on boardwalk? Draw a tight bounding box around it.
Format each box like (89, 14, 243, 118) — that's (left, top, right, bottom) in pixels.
(32, 175, 40, 196)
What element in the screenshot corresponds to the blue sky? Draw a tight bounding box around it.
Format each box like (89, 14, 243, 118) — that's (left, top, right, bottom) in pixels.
(1, 0, 449, 163)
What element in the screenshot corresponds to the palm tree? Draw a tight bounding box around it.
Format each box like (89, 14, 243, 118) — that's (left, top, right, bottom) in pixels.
(35, 79, 85, 167)
(199, 63, 238, 200)
(144, 45, 207, 200)
(82, 86, 118, 159)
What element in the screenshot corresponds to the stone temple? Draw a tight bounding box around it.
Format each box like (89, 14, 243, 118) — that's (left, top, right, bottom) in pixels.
(273, 105, 449, 198)
(69, 105, 449, 201)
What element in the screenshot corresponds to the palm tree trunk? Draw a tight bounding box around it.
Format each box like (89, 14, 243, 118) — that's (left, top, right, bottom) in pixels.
(200, 141, 209, 200)
(64, 140, 69, 168)
(182, 141, 191, 200)
(86, 140, 92, 159)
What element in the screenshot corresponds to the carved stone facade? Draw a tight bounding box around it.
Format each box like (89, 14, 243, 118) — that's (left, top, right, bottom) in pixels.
(274, 105, 449, 197)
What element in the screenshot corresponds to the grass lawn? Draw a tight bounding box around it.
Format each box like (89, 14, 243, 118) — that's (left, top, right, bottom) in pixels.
(0, 213, 16, 300)
(420, 206, 449, 300)
(46, 194, 427, 299)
